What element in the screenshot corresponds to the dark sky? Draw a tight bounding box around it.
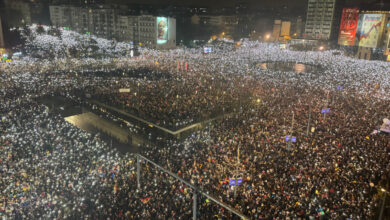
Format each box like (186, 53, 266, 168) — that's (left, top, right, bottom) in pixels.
(113, 0, 376, 15)
(116, 0, 375, 8)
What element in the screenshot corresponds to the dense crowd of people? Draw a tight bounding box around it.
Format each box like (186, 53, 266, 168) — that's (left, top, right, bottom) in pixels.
(93, 72, 249, 129)
(1, 31, 390, 219)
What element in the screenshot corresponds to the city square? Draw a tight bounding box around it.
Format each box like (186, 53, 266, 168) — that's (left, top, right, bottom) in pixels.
(1, 0, 390, 219)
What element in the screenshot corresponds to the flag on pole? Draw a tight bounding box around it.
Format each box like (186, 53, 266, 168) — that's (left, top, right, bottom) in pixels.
(141, 196, 152, 204)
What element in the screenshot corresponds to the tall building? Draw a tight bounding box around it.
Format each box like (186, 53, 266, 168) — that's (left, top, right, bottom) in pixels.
(271, 20, 291, 42)
(271, 20, 281, 41)
(190, 15, 238, 37)
(304, 0, 344, 41)
(0, 17, 5, 48)
(49, 4, 176, 49)
(280, 21, 291, 37)
(3, 0, 32, 26)
(292, 16, 304, 38)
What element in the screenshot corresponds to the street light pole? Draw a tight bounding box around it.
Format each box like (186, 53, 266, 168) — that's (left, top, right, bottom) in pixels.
(234, 145, 240, 198)
(137, 154, 140, 189)
(306, 102, 311, 136)
(324, 91, 330, 120)
(379, 183, 389, 220)
(288, 112, 295, 150)
(193, 192, 197, 220)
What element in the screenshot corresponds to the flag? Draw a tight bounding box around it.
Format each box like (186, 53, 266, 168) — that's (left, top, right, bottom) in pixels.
(141, 196, 152, 204)
(380, 118, 390, 133)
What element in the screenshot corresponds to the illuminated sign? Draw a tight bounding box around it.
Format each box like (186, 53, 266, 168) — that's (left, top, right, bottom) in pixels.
(385, 33, 390, 55)
(204, 47, 212, 53)
(157, 17, 168, 45)
(119, 88, 131, 93)
(356, 14, 384, 48)
(338, 8, 359, 46)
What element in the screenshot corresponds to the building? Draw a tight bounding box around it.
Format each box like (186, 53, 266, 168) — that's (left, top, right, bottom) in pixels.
(354, 11, 390, 60)
(117, 15, 176, 49)
(384, 14, 390, 61)
(49, 4, 176, 49)
(3, 0, 32, 26)
(271, 20, 281, 41)
(190, 15, 238, 39)
(291, 16, 304, 38)
(271, 20, 291, 42)
(304, 0, 344, 41)
(0, 17, 5, 48)
(280, 21, 291, 37)
(50, 5, 119, 39)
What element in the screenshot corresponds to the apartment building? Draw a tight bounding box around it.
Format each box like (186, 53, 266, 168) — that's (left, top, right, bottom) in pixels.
(49, 4, 176, 49)
(304, 0, 343, 41)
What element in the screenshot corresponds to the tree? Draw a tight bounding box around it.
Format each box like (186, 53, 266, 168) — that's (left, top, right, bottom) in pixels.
(36, 25, 46, 35)
(48, 27, 62, 39)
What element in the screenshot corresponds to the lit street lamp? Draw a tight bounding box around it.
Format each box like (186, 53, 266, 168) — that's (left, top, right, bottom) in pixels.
(265, 34, 271, 41)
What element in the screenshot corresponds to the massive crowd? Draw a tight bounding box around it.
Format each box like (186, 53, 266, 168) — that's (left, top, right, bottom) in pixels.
(1, 30, 390, 219)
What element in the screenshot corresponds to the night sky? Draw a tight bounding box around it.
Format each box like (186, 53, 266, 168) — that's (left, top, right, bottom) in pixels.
(110, 0, 377, 16)
(113, 0, 375, 7)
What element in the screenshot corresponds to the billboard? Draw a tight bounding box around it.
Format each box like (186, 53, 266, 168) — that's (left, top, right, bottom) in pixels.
(338, 8, 360, 46)
(356, 14, 384, 48)
(385, 33, 390, 55)
(119, 88, 131, 93)
(157, 17, 168, 45)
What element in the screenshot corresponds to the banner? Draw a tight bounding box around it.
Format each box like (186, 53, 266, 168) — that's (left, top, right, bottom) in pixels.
(338, 8, 360, 46)
(380, 118, 390, 133)
(157, 17, 168, 45)
(356, 14, 384, 48)
(119, 88, 130, 93)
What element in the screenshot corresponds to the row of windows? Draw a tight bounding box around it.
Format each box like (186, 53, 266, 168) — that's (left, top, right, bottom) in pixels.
(140, 28, 154, 32)
(140, 22, 154, 27)
(139, 17, 154, 21)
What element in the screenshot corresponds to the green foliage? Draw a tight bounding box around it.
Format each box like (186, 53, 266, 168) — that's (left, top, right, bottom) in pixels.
(36, 26, 46, 35)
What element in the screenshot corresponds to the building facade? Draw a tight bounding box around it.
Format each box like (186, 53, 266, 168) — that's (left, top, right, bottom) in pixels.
(271, 20, 281, 41)
(3, 0, 32, 26)
(49, 4, 176, 49)
(0, 17, 5, 48)
(291, 17, 304, 38)
(280, 21, 291, 37)
(190, 14, 238, 38)
(271, 20, 292, 42)
(354, 11, 390, 60)
(304, 0, 342, 41)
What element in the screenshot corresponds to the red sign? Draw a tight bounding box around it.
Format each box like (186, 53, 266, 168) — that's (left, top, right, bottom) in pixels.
(338, 8, 360, 46)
